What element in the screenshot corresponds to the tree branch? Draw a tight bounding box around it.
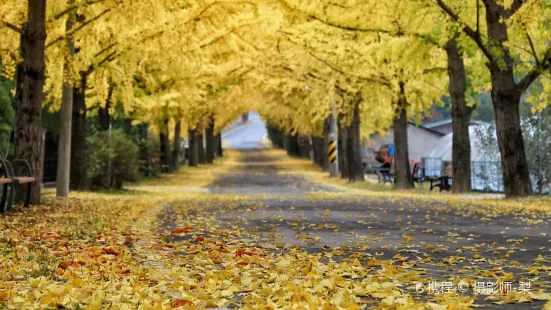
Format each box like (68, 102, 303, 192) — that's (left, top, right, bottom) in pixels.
(501, 0, 527, 18)
(308, 49, 390, 87)
(46, 8, 111, 49)
(517, 45, 551, 93)
(526, 32, 539, 65)
(94, 42, 117, 57)
(85, 50, 117, 75)
(2, 21, 21, 33)
(0, 48, 18, 62)
(307, 11, 440, 46)
(50, 0, 103, 21)
(476, 0, 480, 36)
(435, 0, 494, 63)
(278, 31, 391, 86)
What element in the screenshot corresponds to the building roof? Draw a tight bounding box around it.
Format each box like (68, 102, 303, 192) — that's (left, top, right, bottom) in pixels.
(425, 124, 497, 162)
(422, 118, 486, 129)
(407, 122, 446, 136)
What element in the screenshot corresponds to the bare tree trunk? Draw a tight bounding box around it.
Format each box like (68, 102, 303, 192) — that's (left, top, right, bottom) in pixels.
(197, 132, 206, 164)
(138, 124, 151, 176)
(485, 3, 532, 197)
(287, 133, 300, 157)
(446, 37, 473, 193)
(339, 123, 349, 180)
(494, 97, 531, 196)
(206, 118, 215, 164)
(14, 0, 47, 204)
(216, 133, 223, 157)
(56, 6, 75, 198)
(312, 136, 325, 168)
(298, 135, 310, 159)
(159, 118, 172, 172)
(70, 73, 88, 190)
(188, 129, 198, 167)
(171, 120, 181, 171)
(347, 98, 365, 182)
(393, 83, 414, 189)
(97, 84, 113, 131)
(57, 84, 73, 197)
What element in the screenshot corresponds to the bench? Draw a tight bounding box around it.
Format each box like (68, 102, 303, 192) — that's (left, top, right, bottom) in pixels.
(373, 167, 394, 184)
(428, 175, 452, 192)
(0, 155, 36, 212)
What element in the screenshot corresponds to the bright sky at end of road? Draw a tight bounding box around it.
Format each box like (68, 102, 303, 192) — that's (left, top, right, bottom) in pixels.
(222, 112, 268, 150)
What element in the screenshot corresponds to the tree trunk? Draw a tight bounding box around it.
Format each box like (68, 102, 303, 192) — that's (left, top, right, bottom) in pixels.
(171, 120, 181, 171)
(159, 118, 172, 172)
(446, 37, 473, 193)
(298, 135, 310, 159)
(312, 136, 325, 168)
(393, 83, 414, 189)
(188, 129, 198, 167)
(97, 84, 113, 131)
(287, 134, 300, 157)
(484, 5, 532, 197)
(206, 119, 215, 164)
(56, 7, 75, 198)
(347, 98, 365, 182)
(339, 124, 349, 180)
(70, 73, 88, 190)
(286, 134, 292, 155)
(197, 132, 206, 164)
(138, 124, 151, 176)
(216, 133, 223, 157)
(57, 84, 73, 197)
(14, 0, 47, 204)
(322, 118, 330, 171)
(494, 97, 532, 196)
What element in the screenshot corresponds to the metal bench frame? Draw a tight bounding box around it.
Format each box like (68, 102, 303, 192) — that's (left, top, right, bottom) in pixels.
(0, 154, 36, 212)
(428, 176, 452, 192)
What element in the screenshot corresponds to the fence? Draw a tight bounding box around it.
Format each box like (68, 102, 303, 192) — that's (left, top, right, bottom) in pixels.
(471, 161, 503, 192)
(422, 157, 443, 177)
(422, 157, 504, 193)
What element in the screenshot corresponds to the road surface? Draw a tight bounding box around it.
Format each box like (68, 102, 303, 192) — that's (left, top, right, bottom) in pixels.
(161, 114, 551, 308)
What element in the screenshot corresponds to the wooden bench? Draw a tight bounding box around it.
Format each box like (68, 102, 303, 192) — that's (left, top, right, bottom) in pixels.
(0, 156, 36, 212)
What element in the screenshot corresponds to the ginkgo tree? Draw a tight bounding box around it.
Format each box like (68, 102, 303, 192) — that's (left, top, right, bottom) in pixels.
(1, 0, 279, 200)
(278, 0, 483, 192)
(429, 0, 551, 197)
(271, 1, 449, 187)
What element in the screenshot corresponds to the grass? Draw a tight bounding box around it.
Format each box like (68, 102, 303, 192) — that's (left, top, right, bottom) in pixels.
(261, 148, 551, 214)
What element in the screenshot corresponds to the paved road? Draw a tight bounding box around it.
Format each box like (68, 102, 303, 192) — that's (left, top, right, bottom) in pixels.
(162, 115, 551, 308)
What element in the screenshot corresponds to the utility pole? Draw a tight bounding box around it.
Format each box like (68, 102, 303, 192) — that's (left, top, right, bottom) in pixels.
(328, 99, 339, 177)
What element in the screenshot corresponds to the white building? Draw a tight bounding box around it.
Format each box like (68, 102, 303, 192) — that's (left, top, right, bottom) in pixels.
(362, 122, 444, 169)
(424, 124, 503, 192)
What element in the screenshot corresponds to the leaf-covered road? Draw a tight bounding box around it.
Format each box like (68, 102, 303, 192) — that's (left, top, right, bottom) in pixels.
(1, 148, 550, 309)
(161, 149, 551, 309)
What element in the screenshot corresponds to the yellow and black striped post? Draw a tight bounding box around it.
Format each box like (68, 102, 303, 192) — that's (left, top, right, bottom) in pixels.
(328, 96, 339, 177)
(328, 140, 337, 164)
(328, 127, 339, 177)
